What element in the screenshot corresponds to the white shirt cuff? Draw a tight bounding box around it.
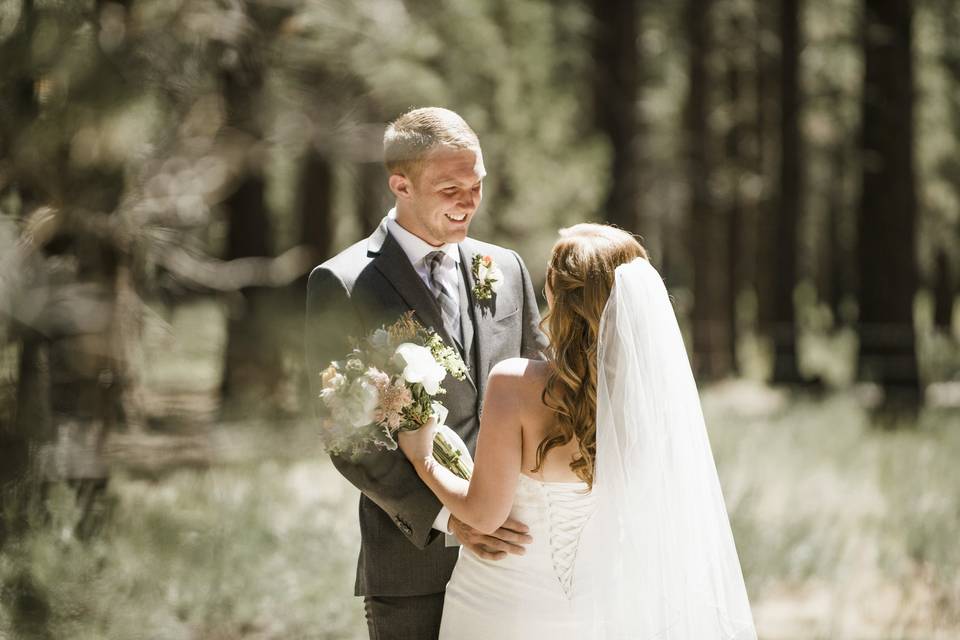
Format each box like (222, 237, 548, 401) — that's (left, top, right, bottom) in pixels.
(432, 506, 452, 534)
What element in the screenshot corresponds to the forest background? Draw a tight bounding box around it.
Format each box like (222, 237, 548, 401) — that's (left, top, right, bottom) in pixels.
(0, 0, 959, 638)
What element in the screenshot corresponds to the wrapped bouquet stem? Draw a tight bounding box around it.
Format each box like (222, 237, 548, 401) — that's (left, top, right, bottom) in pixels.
(414, 404, 472, 480)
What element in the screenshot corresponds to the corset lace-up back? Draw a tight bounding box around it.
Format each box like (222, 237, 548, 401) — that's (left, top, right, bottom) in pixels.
(439, 473, 598, 639)
(538, 478, 596, 598)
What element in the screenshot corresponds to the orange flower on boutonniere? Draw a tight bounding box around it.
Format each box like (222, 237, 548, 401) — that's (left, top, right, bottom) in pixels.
(471, 254, 503, 301)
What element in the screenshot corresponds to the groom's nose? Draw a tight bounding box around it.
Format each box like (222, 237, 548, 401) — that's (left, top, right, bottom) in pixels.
(458, 190, 480, 211)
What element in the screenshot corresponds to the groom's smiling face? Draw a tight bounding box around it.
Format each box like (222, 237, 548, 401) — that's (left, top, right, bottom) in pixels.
(391, 146, 486, 246)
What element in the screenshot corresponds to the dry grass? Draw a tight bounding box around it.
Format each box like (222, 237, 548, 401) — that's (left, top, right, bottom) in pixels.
(704, 380, 960, 639)
(0, 429, 366, 640)
(2, 301, 958, 639)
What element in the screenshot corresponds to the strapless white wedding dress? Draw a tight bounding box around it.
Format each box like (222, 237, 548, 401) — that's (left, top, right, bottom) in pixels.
(439, 474, 598, 639)
(439, 258, 758, 639)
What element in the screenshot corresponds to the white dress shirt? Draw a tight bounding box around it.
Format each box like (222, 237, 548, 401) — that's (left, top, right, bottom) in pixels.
(386, 210, 462, 339)
(386, 209, 458, 535)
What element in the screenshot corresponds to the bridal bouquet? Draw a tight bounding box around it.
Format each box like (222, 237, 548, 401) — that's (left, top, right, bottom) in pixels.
(317, 312, 472, 479)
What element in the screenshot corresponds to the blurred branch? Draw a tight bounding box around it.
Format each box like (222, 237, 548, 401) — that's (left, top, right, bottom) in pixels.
(1, 202, 314, 341)
(157, 244, 315, 292)
(18, 206, 60, 252)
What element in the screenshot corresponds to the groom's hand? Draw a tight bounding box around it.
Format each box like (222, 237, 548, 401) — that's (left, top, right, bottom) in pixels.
(449, 514, 532, 561)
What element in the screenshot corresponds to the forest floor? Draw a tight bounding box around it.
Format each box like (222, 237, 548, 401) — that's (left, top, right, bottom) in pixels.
(1, 301, 958, 639)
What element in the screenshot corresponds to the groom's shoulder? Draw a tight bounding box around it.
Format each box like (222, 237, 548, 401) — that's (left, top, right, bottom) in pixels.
(309, 238, 371, 293)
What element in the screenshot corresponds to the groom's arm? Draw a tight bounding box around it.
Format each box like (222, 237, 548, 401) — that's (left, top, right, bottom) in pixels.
(306, 265, 445, 550)
(513, 251, 549, 360)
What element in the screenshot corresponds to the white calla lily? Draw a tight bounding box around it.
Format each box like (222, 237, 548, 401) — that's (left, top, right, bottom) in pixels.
(394, 343, 447, 395)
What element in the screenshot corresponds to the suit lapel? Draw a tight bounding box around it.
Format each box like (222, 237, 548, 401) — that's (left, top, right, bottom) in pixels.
(460, 241, 498, 399)
(371, 233, 445, 338)
(370, 226, 477, 393)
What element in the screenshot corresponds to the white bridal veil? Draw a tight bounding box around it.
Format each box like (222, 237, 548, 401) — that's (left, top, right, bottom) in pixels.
(579, 258, 757, 639)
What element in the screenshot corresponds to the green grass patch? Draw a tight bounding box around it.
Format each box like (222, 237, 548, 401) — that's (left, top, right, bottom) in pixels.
(1, 446, 365, 640)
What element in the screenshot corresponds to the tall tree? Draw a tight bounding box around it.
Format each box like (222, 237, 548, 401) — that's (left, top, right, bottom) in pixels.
(684, 0, 732, 380)
(356, 160, 391, 237)
(297, 146, 335, 272)
(856, 0, 921, 417)
(808, 2, 858, 332)
(219, 165, 283, 408)
(0, 1, 138, 543)
(218, 15, 283, 411)
(771, 0, 803, 383)
(933, 249, 955, 333)
(720, 6, 752, 375)
(821, 87, 856, 326)
(752, 0, 780, 355)
(933, 0, 960, 335)
(591, 0, 642, 233)
(355, 101, 391, 238)
(0, 0, 41, 546)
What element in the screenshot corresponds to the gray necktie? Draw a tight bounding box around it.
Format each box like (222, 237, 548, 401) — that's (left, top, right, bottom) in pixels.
(427, 251, 462, 350)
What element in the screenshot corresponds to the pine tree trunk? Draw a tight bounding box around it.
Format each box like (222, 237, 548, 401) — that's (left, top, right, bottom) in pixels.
(299, 147, 335, 268)
(356, 161, 390, 238)
(753, 0, 779, 345)
(218, 57, 284, 411)
(1, 331, 50, 546)
(856, 0, 920, 418)
(823, 101, 853, 327)
(934, 1, 959, 335)
(0, 1, 41, 541)
(771, 0, 803, 384)
(592, 0, 641, 233)
(220, 173, 283, 407)
(685, 0, 731, 380)
(933, 250, 954, 332)
(112, 262, 146, 433)
(724, 13, 747, 375)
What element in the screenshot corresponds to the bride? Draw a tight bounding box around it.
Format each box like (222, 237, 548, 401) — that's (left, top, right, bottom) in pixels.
(399, 223, 757, 639)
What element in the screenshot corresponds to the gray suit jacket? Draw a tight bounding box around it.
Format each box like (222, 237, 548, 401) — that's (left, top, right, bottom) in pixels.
(305, 216, 547, 597)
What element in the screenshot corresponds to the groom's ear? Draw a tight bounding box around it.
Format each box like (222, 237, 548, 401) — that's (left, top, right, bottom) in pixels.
(388, 173, 413, 200)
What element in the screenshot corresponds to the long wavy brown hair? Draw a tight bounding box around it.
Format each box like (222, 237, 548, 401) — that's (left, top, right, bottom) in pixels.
(534, 223, 647, 488)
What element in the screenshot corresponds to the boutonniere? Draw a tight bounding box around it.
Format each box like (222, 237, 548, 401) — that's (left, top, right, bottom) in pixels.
(471, 254, 504, 301)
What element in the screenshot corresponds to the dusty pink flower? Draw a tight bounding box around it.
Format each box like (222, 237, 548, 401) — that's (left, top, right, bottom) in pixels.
(374, 379, 413, 429)
(385, 411, 403, 430)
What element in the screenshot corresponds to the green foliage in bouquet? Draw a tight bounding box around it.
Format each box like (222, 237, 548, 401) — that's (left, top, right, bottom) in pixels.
(317, 312, 467, 459)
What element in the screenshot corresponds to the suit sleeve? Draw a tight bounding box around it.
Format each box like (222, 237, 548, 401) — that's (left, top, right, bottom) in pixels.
(306, 266, 444, 549)
(512, 251, 550, 360)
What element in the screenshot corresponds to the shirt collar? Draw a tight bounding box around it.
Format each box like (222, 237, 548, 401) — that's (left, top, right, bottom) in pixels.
(386, 208, 460, 266)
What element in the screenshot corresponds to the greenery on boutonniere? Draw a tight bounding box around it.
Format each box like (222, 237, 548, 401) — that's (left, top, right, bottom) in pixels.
(471, 254, 504, 301)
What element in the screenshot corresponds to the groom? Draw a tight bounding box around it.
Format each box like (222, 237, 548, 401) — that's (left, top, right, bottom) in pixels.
(306, 107, 548, 639)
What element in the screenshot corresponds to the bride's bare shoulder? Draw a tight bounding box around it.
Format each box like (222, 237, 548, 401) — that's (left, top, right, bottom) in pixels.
(487, 358, 551, 400)
(488, 357, 549, 379)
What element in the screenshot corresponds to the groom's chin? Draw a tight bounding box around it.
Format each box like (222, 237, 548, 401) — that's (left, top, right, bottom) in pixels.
(445, 228, 470, 243)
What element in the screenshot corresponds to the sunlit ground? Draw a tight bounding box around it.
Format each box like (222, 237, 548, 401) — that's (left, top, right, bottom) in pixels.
(1, 301, 958, 639)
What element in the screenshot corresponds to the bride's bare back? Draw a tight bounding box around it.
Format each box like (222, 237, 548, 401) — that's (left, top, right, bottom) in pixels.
(500, 358, 585, 485)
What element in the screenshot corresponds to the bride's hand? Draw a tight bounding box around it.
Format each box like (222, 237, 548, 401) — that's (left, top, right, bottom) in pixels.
(398, 416, 438, 466)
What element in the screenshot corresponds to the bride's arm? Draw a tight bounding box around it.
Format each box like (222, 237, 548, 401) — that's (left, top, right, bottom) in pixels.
(399, 359, 524, 535)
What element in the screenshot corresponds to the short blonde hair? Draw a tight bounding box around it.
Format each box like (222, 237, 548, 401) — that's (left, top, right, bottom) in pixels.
(383, 107, 480, 178)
